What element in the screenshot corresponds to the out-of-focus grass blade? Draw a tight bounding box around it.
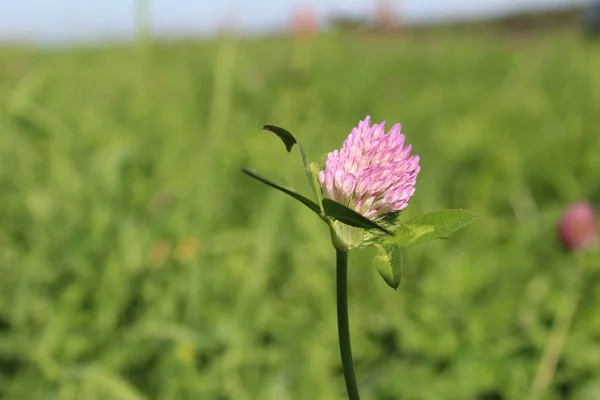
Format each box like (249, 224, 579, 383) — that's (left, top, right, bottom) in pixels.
(242, 167, 321, 215)
(78, 365, 148, 400)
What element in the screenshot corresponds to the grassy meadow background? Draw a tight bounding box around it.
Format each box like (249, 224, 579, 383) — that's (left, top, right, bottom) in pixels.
(1, 24, 600, 399)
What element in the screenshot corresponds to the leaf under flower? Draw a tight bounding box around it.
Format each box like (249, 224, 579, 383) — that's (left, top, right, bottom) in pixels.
(322, 199, 392, 235)
(373, 244, 402, 289)
(384, 209, 476, 247)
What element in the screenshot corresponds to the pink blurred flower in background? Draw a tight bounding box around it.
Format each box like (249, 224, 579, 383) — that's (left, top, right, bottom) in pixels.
(318, 116, 420, 220)
(372, 0, 401, 33)
(557, 201, 598, 251)
(291, 3, 319, 39)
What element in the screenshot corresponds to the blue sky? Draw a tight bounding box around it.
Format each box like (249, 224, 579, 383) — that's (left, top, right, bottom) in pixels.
(0, 0, 588, 44)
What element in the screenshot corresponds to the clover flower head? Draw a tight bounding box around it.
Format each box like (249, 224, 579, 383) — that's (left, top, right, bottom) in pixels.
(557, 201, 597, 251)
(318, 116, 420, 220)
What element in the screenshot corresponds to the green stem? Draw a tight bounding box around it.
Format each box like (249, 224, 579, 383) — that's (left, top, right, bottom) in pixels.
(336, 250, 360, 400)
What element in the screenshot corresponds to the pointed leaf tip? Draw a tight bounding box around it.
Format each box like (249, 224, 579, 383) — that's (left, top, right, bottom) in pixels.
(373, 244, 402, 289)
(262, 125, 297, 152)
(322, 199, 392, 235)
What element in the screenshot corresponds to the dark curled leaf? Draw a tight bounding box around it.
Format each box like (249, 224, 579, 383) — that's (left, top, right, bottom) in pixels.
(262, 125, 297, 152)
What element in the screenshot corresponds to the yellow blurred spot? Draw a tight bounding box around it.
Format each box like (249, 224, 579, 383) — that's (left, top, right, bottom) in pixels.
(175, 342, 195, 364)
(175, 237, 199, 262)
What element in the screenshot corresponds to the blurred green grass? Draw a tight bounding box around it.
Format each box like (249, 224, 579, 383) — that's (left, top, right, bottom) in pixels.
(1, 30, 600, 399)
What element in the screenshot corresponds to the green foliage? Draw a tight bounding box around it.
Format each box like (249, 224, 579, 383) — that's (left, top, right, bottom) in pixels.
(262, 124, 298, 152)
(308, 162, 324, 207)
(1, 30, 600, 400)
(385, 209, 477, 247)
(373, 244, 403, 290)
(371, 210, 474, 289)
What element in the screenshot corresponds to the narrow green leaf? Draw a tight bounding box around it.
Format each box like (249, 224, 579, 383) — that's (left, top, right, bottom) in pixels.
(299, 148, 320, 207)
(322, 199, 392, 235)
(309, 162, 324, 206)
(373, 244, 402, 289)
(242, 168, 321, 215)
(385, 209, 476, 247)
(262, 125, 297, 152)
(262, 125, 322, 208)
